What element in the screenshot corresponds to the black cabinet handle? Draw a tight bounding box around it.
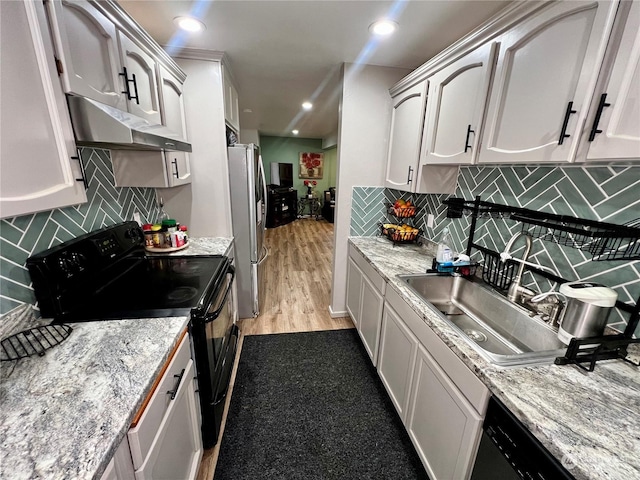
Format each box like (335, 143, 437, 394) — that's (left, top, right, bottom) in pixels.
(119, 67, 139, 104)
(464, 124, 475, 153)
(407, 166, 414, 184)
(558, 101, 577, 145)
(167, 368, 186, 400)
(588, 93, 610, 141)
(172, 158, 179, 178)
(71, 149, 88, 190)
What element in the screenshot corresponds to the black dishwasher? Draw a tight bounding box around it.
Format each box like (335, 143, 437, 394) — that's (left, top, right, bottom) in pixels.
(471, 396, 575, 480)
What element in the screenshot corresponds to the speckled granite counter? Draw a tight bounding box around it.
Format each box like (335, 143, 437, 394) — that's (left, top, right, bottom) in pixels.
(0, 305, 189, 480)
(349, 237, 640, 480)
(0, 236, 233, 479)
(146, 236, 234, 257)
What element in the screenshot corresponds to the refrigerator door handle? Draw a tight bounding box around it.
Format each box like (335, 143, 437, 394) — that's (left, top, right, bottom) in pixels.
(259, 153, 268, 252)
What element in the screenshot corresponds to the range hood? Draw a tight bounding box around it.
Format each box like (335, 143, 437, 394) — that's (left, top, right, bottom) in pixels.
(67, 96, 192, 152)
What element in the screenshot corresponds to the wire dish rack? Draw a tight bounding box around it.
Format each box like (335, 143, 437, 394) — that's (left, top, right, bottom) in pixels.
(443, 197, 640, 261)
(1, 324, 73, 361)
(442, 195, 640, 371)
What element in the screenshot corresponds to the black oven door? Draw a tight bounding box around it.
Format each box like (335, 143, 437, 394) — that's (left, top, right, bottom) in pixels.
(190, 264, 237, 448)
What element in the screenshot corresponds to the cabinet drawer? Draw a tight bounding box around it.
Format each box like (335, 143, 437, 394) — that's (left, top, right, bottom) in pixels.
(386, 286, 489, 413)
(348, 244, 386, 294)
(128, 332, 191, 469)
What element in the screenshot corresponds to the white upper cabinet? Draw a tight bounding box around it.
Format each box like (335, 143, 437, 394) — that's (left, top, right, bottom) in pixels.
(384, 81, 427, 191)
(585, 0, 640, 161)
(1, 0, 87, 219)
(479, 1, 618, 164)
(117, 31, 162, 124)
(422, 42, 497, 165)
(45, 0, 125, 110)
(158, 65, 190, 186)
(223, 66, 240, 133)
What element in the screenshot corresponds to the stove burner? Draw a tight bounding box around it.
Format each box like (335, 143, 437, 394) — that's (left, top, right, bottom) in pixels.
(167, 286, 199, 303)
(172, 263, 204, 275)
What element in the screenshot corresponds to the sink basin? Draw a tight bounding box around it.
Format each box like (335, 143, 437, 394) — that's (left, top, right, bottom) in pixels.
(398, 273, 566, 366)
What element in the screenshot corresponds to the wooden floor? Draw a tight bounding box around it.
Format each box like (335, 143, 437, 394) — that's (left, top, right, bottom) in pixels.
(196, 218, 354, 480)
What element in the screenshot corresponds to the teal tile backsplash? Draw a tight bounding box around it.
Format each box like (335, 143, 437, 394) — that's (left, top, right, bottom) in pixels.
(351, 165, 640, 335)
(0, 148, 160, 314)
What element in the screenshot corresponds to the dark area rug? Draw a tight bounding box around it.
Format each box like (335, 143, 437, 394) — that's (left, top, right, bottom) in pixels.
(214, 329, 428, 479)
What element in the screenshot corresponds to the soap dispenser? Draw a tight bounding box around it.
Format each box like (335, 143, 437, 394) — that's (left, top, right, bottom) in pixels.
(436, 227, 454, 264)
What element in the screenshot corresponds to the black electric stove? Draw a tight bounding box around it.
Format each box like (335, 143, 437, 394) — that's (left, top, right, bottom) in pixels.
(26, 221, 238, 448)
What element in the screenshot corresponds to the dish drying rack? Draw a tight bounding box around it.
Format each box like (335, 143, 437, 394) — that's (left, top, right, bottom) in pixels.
(443, 196, 640, 371)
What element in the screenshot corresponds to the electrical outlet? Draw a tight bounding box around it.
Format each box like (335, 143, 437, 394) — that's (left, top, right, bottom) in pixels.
(133, 212, 142, 225)
(427, 214, 434, 228)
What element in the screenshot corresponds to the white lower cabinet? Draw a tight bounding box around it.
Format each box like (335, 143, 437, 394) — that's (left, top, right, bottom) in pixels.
(376, 284, 490, 480)
(127, 334, 202, 480)
(100, 436, 136, 480)
(346, 257, 363, 328)
(377, 302, 419, 423)
(346, 245, 386, 366)
(407, 344, 483, 480)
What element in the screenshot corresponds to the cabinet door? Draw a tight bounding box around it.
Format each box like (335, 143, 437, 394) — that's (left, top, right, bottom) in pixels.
(45, 0, 125, 110)
(377, 302, 418, 423)
(223, 67, 240, 132)
(158, 65, 191, 186)
(479, 1, 617, 164)
(117, 31, 162, 124)
(422, 42, 497, 165)
(358, 274, 384, 366)
(0, 0, 87, 219)
(407, 344, 483, 480)
(134, 360, 202, 480)
(346, 257, 363, 327)
(384, 81, 427, 192)
(586, 0, 640, 160)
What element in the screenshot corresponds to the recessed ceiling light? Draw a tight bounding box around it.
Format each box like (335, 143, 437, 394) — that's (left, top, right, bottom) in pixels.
(369, 20, 398, 36)
(302, 102, 313, 111)
(174, 16, 206, 33)
(292, 130, 299, 135)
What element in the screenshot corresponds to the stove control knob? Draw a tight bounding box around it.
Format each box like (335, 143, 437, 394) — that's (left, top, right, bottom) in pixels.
(70, 252, 86, 272)
(125, 227, 143, 243)
(57, 254, 74, 278)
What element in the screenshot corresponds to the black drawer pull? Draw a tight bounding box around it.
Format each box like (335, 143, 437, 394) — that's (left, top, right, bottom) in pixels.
(588, 93, 610, 141)
(172, 158, 179, 178)
(464, 124, 475, 153)
(558, 101, 576, 145)
(167, 368, 186, 400)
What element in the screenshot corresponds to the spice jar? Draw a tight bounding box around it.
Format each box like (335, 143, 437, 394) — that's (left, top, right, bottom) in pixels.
(151, 224, 164, 248)
(142, 224, 154, 247)
(179, 225, 188, 244)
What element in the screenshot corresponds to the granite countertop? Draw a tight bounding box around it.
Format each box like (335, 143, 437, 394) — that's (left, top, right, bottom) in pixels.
(146, 236, 234, 257)
(0, 237, 233, 479)
(349, 236, 640, 480)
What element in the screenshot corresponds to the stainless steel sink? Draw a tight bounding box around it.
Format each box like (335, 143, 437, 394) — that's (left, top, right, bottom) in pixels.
(398, 273, 566, 366)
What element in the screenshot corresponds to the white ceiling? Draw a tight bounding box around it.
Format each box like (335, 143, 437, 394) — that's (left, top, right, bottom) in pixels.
(117, 0, 510, 140)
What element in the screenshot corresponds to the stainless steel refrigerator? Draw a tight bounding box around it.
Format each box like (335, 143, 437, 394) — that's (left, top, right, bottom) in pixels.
(227, 144, 267, 318)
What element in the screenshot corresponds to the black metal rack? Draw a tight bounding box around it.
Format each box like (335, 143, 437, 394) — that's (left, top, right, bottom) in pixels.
(443, 196, 640, 371)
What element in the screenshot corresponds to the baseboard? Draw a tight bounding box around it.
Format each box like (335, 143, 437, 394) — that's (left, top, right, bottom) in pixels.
(329, 306, 349, 318)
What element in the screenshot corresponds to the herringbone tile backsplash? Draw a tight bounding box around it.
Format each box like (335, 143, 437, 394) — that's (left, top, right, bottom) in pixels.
(351, 165, 640, 335)
(0, 148, 160, 314)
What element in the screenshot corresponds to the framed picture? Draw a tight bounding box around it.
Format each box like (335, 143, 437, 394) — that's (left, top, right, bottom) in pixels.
(299, 152, 323, 179)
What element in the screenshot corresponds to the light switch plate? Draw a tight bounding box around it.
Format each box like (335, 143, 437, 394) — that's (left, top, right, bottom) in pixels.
(427, 214, 434, 228)
(133, 212, 142, 225)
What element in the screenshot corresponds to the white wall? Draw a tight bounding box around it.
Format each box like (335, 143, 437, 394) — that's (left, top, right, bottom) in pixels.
(330, 63, 411, 316)
(158, 56, 233, 238)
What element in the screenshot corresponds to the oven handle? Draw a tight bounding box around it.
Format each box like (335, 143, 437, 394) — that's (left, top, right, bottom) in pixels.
(204, 266, 235, 324)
